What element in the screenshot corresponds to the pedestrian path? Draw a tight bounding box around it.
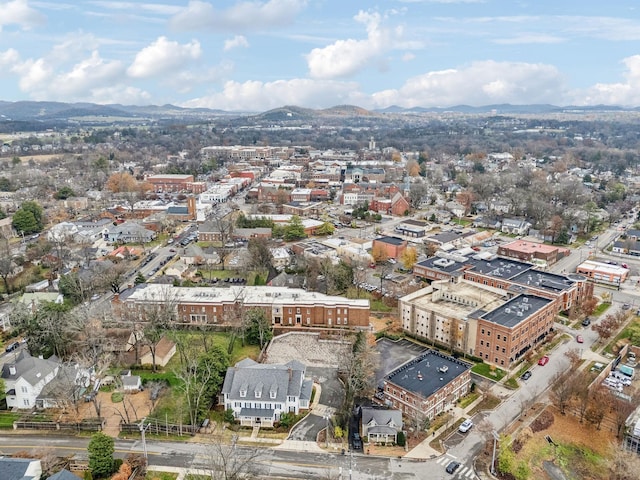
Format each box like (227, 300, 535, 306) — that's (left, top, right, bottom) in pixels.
(435, 454, 479, 479)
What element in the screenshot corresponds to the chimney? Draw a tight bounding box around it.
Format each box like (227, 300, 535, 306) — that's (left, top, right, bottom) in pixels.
(288, 368, 292, 381)
(9, 365, 16, 375)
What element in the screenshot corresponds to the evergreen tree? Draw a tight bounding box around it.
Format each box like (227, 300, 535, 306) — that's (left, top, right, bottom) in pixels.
(88, 432, 115, 478)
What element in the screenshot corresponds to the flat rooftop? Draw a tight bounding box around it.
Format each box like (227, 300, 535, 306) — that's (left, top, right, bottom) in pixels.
(481, 294, 551, 328)
(375, 236, 405, 246)
(500, 239, 564, 254)
(120, 284, 369, 309)
(402, 280, 506, 318)
(510, 270, 581, 294)
(386, 350, 470, 400)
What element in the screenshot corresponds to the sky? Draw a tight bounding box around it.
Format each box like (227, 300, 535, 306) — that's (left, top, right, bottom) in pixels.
(2, 0, 640, 111)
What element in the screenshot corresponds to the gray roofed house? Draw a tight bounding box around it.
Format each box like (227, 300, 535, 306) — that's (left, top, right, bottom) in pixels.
(1, 350, 60, 409)
(0, 458, 42, 480)
(47, 469, 78, 480)
(221, 358, 312, 427)
(360, 407, 403, 444)
(105, 221, 156, 244)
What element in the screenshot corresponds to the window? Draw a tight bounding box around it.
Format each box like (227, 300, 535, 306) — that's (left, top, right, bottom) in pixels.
(23, 399, 29, 406)
(480, 340, 484, 346)
(481, 329, 485, 334)
(21, 386, 28, 393)
(344, 318, 348, 325)
(497, 334, 501, 340)
(496, 346, 500, 351)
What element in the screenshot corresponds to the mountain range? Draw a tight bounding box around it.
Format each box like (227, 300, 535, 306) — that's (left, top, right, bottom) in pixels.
(0, 100, 636, 124)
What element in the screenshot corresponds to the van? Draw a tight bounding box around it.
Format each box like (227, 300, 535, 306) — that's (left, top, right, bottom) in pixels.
(5, 341, 19, 353)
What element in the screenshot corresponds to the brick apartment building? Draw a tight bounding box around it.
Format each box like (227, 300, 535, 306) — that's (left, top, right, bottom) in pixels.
(114, 284, 370, 330)
(146, 174, 206, 194)
(383, 350, 471, 419)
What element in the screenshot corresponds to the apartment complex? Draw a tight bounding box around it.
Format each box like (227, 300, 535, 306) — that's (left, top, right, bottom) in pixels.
(146, 174, 206, 194)
(383, 350, 471, 419)
(401, 250, 592, 367)
(114, 284, 370, 330)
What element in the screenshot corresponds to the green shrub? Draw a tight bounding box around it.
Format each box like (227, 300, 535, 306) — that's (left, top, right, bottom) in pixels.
(111, 392, 123, 403)
(397, 431, 406, 447)
(223, 409, 235, 424)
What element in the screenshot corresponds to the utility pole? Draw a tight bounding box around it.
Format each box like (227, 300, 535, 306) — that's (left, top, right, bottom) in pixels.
(491, 431, 499, 475)
(139, 417, 150, 463)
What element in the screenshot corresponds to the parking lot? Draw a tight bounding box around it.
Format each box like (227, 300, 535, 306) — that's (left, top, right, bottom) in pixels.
(375, 337, 429, 389)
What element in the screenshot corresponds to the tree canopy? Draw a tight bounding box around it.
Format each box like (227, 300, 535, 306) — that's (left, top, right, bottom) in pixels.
(12, 201, 45, 234)
(88, 432, 115, 478)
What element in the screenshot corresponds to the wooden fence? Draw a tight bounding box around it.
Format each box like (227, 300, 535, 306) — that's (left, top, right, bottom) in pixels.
(14, 420, 104, 432)
(120, 418, 198, 436)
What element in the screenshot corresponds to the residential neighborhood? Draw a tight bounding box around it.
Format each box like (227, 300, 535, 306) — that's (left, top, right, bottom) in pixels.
(2, 104, 640, 480)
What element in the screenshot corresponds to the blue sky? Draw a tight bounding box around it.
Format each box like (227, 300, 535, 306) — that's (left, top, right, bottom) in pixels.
(2, 0, 640, 110)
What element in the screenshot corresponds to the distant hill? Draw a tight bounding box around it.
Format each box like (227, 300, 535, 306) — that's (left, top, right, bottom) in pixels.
(0, 100, 638, 125)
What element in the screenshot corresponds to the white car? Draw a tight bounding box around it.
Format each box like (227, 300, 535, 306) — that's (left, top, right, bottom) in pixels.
(458, 419, 473, 433)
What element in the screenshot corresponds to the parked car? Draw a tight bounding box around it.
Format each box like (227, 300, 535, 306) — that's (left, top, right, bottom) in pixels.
(622, 303, 631, 310)
(352, 433, 362, 450)
(576, 335, 584, 343)
(5, 341, 19, 353)
(538, 355, 550, 366)
(521, 371, 532, 381)
(458, 419, 473, 433)
(446, 461, 461, 474)
(581, 318, 591, 327)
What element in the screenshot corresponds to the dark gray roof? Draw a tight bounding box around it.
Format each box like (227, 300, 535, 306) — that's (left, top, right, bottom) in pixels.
(481, 294, 551, 328)
(239, 407, 274, 418)
(121, 375, 141, 387)
(0, 458, 41, 480)
(361, 407, 403, 431)
(375, 236, 405, 246)
(222, 359, 306, 403)
(1, 350, 59, 386)
(509, 270, 579, 293)
(167, 206, 188, 215)
(47, 469, 78, 480)
(300, 378, 313, 402)
(385, 350, 470, 401)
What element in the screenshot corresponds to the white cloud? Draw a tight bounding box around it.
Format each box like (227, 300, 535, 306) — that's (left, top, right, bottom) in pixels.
(492, 34, 564, 45)
(573, 55, 640, 106)
(0, 0, 46, 31)
(306, 10, 421, 79)
(84, 85, 152, 105)
(87, 1, 182, 16)
(183, 78, 365, 111)
(170, 0, 306, 31)
(371, 60, 566, 108)
(0, 49, 21, 70)
(401, 52, 415, 62)
(224, 35, 249, 52)
(127, 36, 202, 79)
(48, 51, 124, 97)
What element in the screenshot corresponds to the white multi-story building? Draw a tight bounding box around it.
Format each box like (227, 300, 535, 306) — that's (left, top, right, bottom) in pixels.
(2, 350, 59, 409)
(221, 358, 312, 427)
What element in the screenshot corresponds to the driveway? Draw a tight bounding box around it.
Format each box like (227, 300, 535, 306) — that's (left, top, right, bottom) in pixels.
(289, 367, 344, 441)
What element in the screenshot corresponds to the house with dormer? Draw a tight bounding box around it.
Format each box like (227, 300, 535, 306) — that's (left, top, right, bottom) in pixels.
(1, 350, 60, 409)
(360, 407, 403, 444)
(221, 358, 313, 427)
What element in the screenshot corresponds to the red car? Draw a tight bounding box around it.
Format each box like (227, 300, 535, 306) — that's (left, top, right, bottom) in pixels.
(576, 335, 584, 343)
(538, 355, 550, 366)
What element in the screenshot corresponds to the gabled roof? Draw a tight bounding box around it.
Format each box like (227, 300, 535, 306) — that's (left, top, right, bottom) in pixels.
(0, 458, 42, 480)
(47, 469, 78, 480)
(361, 407, 403, 430)
(222, 359, 306, 403)
(1, 350, 59, 386)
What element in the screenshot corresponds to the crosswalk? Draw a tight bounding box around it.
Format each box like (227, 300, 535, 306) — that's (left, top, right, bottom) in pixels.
(435, 455, 478, 479)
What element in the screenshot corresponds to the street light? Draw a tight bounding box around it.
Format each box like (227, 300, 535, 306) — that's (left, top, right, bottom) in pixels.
(491, 431, 499, 475)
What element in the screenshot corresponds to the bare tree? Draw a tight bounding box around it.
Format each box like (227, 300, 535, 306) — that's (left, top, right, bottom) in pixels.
(0, 235, 15, 295)
(610, 448, 640, 480)
(549, 371, 574, 415)
(201, 434, 263, 480)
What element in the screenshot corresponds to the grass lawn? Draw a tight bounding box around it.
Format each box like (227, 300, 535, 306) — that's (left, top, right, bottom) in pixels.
(146, 472, 178, 480)
(603, 316, 640, 355)
(458, 392, 480, 409)
(593, 302, 611, 316)
(468, 394, 501, 415)
(142, 331, 260, 425)
(471, 363, 507, 381)
(0, 412, 20, 428)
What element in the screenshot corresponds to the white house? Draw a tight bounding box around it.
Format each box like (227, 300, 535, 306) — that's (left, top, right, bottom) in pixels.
(501, 218, 532, 236)
(1, 350, 60, 409)
(120, 371, 142, 392)
(221, 358, 313, 427)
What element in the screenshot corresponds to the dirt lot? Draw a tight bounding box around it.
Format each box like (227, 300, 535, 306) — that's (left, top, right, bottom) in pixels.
(477, 405, 616, 480)
(58, 390, 153, 437)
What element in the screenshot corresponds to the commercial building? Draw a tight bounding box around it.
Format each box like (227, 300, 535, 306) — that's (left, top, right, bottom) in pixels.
(497, 239, 570, 266)
(576, 260, 630, 287)
(383, 350, 471, 420)
(114, 284, 370, 330)
(146, 174, 206, 194)
(372, 236, 408, 260)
